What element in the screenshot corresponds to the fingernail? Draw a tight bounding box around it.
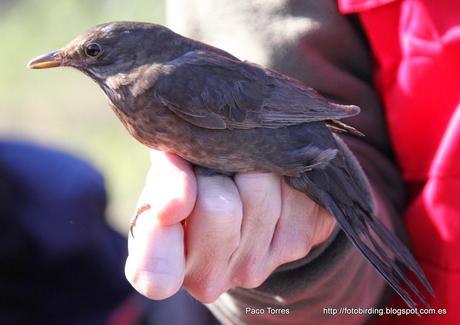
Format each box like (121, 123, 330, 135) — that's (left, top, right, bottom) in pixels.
(135, 270, 181, 299)
(126, 255, 182, 300)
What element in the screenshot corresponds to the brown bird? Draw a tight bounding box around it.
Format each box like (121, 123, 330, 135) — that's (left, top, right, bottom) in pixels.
(28, 21, 433, 308)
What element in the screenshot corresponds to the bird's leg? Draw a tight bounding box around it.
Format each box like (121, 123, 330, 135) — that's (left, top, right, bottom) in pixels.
(130, 203, 151, 238)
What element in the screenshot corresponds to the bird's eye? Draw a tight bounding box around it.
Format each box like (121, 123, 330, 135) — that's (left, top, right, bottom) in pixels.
(85, 43, 102, 58)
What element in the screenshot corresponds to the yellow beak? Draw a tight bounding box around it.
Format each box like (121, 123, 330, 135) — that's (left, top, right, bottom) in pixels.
(27, 50, 62, 69)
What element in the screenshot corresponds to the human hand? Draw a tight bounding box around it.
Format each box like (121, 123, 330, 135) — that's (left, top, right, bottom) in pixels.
(125, 150, 336, 303)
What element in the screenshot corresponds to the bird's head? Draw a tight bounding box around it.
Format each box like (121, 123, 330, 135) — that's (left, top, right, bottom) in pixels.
(27, 21, 186, 81)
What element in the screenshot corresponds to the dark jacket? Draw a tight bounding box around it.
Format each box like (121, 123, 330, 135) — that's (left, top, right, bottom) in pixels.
(166, 0, 405, 324)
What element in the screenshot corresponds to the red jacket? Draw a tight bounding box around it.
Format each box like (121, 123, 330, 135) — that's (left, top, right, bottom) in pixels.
(340, 0, 460, 323)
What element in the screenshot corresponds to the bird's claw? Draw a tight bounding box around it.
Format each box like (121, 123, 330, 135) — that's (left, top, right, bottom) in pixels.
(129, 204, 151, 238)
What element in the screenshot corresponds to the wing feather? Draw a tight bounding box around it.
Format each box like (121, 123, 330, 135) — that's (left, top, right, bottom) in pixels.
(154, 50, 359, 130)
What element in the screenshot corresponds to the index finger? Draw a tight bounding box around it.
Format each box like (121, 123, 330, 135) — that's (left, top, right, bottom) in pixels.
(140, 150, 197, 225)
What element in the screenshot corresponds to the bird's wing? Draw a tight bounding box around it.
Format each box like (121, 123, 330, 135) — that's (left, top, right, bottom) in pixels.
(153, 50, 360, 130)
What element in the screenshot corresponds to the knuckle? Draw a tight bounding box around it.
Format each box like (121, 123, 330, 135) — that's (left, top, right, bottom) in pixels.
(194, 290, 222, 304)
(312, 209, 337, 245)
(233, 255, 266, 288)
(144, 167, 196, 224)
(323, 212, 337, 235)
(186, 276, 224, 304)
(241, 273, 265, 289)
(275, 239, 311, 264)
(240, 272, 266, 289)
(197, 191, 242, 220)
(157, 195, 191, 220)
(190, 197, 242, 247)
(235, 173, 277, 191)
(240, 182, 269, 200)
(236, 179, 281, 230)
(286, 242, 311, 262)
(236, 174, 279, 209)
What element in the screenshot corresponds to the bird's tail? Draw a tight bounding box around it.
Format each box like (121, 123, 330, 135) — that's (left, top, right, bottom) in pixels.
(284, 136, 434, 309)
(321, 193, 433, 309)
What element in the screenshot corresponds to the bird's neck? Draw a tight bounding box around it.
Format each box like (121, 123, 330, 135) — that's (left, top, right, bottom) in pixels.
(101, 63, 164, 116)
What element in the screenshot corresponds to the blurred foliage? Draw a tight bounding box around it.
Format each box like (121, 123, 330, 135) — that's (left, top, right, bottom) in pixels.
(0, 0, 165, 233)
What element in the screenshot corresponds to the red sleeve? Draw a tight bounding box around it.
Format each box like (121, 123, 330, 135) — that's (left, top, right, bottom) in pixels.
(339, 0, 459, 323)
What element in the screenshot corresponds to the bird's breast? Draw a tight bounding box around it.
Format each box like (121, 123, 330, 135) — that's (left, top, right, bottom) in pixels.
(112, 101, 333, 175)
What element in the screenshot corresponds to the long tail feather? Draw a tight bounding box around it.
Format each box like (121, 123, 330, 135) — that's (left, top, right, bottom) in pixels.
(359, 215, 430, 307)
(367, 216, 434, 296)
(284, 172, 434, 309)
(324, 196, 422, 308)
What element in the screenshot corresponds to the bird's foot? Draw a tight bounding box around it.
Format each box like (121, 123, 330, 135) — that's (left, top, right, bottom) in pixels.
(129, 204, 151, 238)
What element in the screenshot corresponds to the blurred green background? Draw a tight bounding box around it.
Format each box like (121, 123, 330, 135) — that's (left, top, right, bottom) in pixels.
(0, 0, 165, 233)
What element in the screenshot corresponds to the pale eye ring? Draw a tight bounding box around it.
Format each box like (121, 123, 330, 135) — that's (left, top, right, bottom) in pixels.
(85, 43, 102, 58)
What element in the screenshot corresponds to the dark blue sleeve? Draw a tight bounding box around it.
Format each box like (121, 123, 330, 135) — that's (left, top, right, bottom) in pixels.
(0, 140, 133, 325)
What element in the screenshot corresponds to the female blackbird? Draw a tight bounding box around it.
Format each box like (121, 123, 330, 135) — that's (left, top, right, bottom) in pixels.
(28, 21, 433, 309)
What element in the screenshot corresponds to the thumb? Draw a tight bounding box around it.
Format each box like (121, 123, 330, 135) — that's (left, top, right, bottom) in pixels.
(125, 214, 185, 300)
